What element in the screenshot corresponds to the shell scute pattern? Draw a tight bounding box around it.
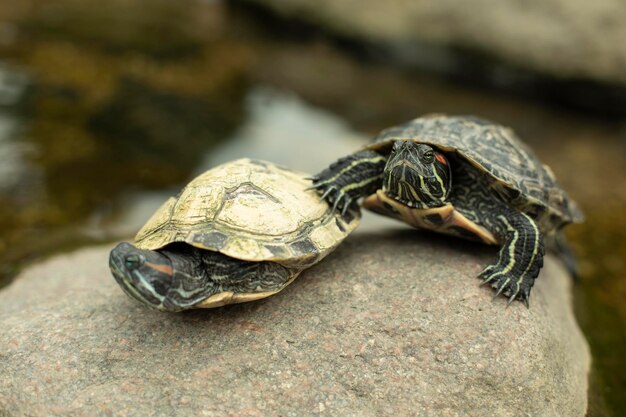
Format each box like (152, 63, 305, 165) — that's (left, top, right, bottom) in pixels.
(369, 114, 582, 226)
(217, 182, 302, 236)
(135, 158, 360, 268)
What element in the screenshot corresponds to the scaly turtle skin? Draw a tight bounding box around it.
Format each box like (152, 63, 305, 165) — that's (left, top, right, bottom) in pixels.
(311, 114, 583, 306)
(109, 158, 359, 312)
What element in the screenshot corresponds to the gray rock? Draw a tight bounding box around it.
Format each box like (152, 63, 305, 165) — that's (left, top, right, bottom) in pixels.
(246, 0, 626, 86)
(0, 229, 590, 416)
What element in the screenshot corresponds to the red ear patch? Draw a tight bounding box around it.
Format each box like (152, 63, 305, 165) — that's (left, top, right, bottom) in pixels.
(435, 153, 448, 165)
(145, 262, 173, 276)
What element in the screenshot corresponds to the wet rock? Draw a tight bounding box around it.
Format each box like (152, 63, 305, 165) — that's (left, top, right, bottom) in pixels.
(0, 230, 589, 416)
(245, 0, 626, 86)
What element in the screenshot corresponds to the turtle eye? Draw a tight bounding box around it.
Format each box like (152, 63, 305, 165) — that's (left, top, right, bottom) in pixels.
(124, 254, 143, 270)
(423, 151, 435, 163)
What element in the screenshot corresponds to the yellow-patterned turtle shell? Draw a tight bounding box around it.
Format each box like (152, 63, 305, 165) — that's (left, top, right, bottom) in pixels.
(122, 158, 359, 309)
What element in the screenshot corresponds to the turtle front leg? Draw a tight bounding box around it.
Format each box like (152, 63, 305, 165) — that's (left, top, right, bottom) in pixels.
(311, 150, 387, 213)
(479, 209, 545, 307)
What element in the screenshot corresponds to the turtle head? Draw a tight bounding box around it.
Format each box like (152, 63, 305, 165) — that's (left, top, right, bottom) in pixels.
(383, 141, 451, 208)
(109, 242, 180, 312)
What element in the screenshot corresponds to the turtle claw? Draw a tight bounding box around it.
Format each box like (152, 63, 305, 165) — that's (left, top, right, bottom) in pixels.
(492, 281, 508, 300)
(479, 276, 495, 287)
(320, 185, 337, 201)
(519, 289, 531, 308)
(311, 150, 386, 216)
(479, 266, 526, 307)
(305, 178, 325, 191)
(311, 181, 351, 215)
(331, 192, 349, 214)
(477, 261, 539, 307)
(341, 204, 348, 216)
(478, 266, 497, 286)
(506, 293, 517, 307)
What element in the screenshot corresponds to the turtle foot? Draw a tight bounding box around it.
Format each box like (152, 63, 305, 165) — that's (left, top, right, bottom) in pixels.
(478, 266, 534, 308)
(311, 150, 387, 215)
(475, 209, 544, 308)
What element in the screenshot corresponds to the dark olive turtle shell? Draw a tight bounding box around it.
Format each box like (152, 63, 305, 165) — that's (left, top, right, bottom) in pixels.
(367, 114, 583, 230)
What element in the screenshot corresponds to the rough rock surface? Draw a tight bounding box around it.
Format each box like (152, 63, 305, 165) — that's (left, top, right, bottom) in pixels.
(246, 0, 626, 86)
(0, 229, 590, 416)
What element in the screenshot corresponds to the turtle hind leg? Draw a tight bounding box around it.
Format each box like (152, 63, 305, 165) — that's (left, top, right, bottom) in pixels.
(479, 210, 545, 307)
(311, 149, 387, 213)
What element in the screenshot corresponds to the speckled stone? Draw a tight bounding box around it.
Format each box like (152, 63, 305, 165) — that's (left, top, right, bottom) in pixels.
(0, 229, 590, 416)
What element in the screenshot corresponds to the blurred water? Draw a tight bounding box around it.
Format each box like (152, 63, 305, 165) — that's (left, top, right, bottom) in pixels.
(0, 114, 24, 190)
(0, 64, 27, 105)
(0, 64, 32, 193)
(200, 86, 366, 173)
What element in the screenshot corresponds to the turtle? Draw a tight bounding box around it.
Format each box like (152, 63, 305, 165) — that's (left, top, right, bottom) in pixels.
(310, 114, 583, 306)
(109, 158, 360, 312)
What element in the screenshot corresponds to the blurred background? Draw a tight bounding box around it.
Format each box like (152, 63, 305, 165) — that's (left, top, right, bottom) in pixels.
(0, 1, 623, 415)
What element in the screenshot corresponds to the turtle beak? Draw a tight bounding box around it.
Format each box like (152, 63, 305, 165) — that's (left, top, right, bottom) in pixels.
(108, 242, 135, 284)
(109, 243, 150, 305)
(109, 242, 174, 311)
